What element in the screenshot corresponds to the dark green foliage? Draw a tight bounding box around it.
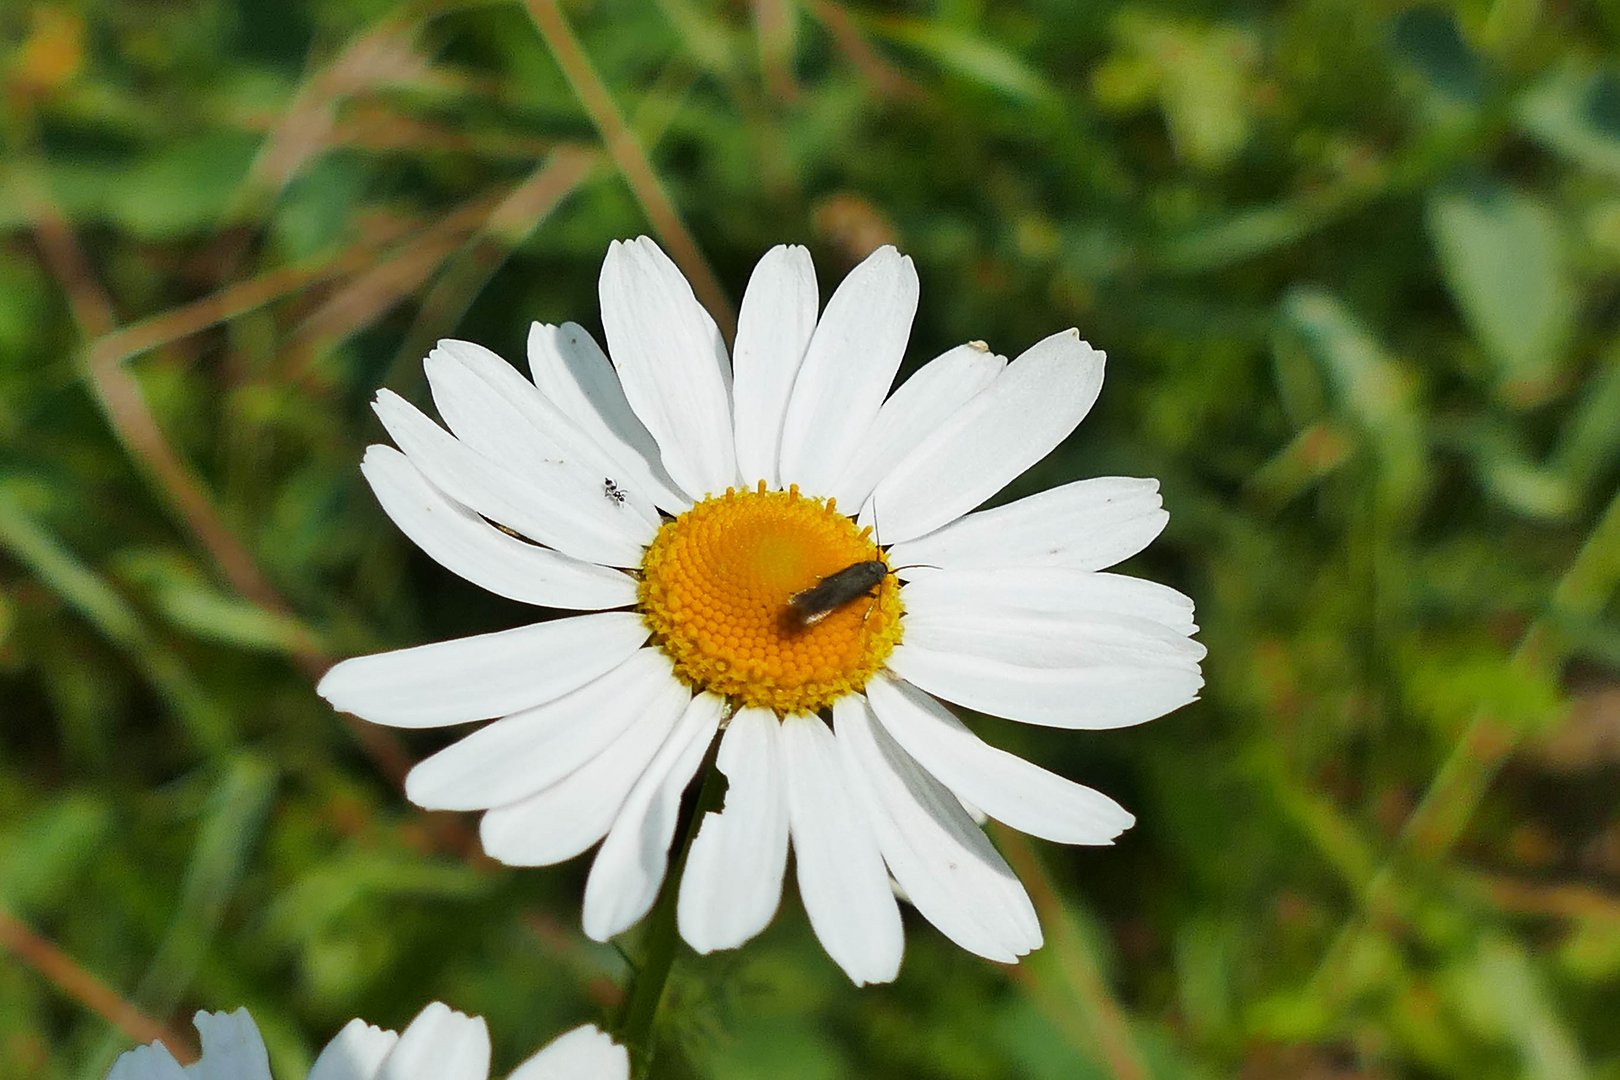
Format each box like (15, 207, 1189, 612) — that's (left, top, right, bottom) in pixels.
(2, 1, 1618, 1077)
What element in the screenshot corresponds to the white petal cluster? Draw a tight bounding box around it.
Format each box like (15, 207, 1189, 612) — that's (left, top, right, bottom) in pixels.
(106, 1004, 627, 1080)
(319, 237, 1205, 985)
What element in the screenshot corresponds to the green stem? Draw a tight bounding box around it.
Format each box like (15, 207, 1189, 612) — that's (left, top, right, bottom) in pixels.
(1306, 484, 1620, 999)
(613, 732, 727, 1076)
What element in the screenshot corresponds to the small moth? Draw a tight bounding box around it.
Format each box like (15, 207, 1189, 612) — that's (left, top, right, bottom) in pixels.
(785, 500, 935, 628)
(785, 560, 892, 628)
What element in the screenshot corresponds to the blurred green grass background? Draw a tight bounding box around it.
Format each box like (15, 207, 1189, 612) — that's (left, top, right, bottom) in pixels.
(3, 0, 1620, 1076)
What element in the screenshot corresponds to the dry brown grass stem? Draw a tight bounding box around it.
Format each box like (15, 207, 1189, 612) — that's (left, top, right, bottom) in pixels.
(47, 152, 609, 854)
(385, 146, 603, 384)
(753, 0, 799, 101)
(0, 909, 196, 1064)
(31, 184, 445, 811)
(1476, 874, 1620, 922)
(237, 20, 427, 215)
(996, 828, 1152, 1080)
(29, 189, 306, 652)
(522, 0, 737, 341)
(801, 0, 924, 101)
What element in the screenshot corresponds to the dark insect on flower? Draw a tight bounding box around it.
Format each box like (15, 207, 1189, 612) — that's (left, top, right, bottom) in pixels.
(785, 561, 893, 627)
(602, 478, 627, 504)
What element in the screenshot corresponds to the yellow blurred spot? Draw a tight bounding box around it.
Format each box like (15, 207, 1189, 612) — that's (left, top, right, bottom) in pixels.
(11, 8, 84, 95)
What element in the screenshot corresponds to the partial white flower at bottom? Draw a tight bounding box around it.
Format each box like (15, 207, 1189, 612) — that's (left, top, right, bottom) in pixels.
(105, 1003, 627, 1080)
(319, 237, 1205, 985)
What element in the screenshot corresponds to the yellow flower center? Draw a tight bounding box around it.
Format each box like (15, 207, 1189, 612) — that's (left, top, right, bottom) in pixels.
(638, 482, 903, 714)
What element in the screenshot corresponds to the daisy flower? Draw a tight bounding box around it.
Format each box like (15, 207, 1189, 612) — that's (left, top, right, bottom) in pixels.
(107, 1002, 627, 1080)
(318, 238, 1204, 985)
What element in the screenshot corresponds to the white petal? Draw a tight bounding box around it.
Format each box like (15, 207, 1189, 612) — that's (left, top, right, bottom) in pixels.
(890, 477, 1168, 574)
(184, 1009, 271, 1080)
(108, 1045, 187, 1080)
(677, 708, 789, 953)
(406, 649, 685, 811)
(317, 612, 648, 728)
(902, 599, 1204, 671)
(887, 642, 1203, 730)
(902, 565, 1196, 634)
(777, 246, 919, 496)
(373, 390, 649, 567)
(527, 322, 688, 513)
(780, 714, 903, 986)
(479, 669, 690, 866)
(309, 1020, 400, 1080)
(426, 340, 663, 528)
(870, 330, 1105, 543)
(599, 237, 737, 499)
(898, 561, 1205, 676)
(865, 674, 1135, 844)
(834, 695, 1040, 962)
(582, 693, 724, 941)
(375, 1003, 489, 1080)
(508, 1026, 629, 1080)
(362, 446, 636, 611)
(731, 245, 819, 488)
(829, 342, 1006, 512)
(114, 1013, 267, 1080)
(424, 341, 670, 531)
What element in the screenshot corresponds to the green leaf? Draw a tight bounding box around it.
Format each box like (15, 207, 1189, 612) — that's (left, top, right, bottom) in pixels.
(104, 131, 259, 239)
(115, 547, 321, 654)
(700, 1020, 848, 1080)
(1552, 351, 1620, 493)
(1100, 14, 1260, 171)
(1156, 188, 1361, 273)
(1558, 917, 1620, 982)
(1276, 290, 1428, 512)
(153, 578, 320, 654)
(872, 17, 1053, 103)
(0, 794, 113, 916)
(1389, 6, 1485, 106)
(1427, 182, 1576, 403)
(1404, 638, 1565, 738)
(128, 756, 279, 1015)
(1446, 937, 1591, 1080)
(1518, 64, 1620, 178)
(262, 852, 492, 944)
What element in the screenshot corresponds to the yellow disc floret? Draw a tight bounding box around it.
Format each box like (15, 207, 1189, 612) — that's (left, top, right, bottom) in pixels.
(638, 482, 903, 714)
